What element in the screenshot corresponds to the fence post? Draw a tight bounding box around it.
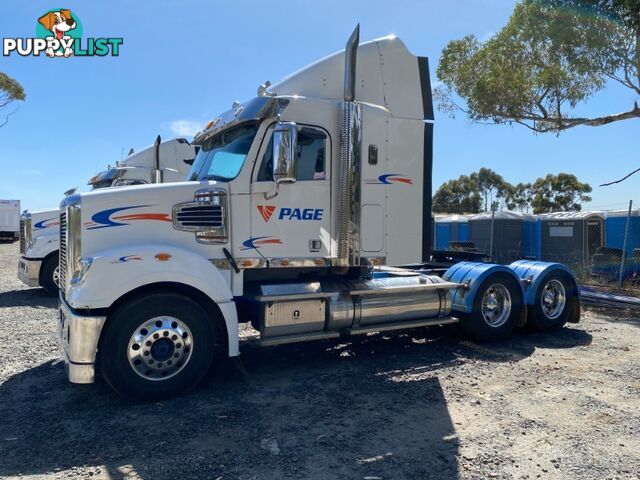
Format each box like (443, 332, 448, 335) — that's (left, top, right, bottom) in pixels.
(489, 207, 495, 261)
(618, 200, 633, 287)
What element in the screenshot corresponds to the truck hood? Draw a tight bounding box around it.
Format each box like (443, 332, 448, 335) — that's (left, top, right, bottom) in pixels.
(73, 181, 228, 260)
(29, 208, 60, 233)
(77, 181, 228, 231)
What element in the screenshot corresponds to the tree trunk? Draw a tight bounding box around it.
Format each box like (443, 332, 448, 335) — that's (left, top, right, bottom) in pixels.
(636, 31, 640, 91)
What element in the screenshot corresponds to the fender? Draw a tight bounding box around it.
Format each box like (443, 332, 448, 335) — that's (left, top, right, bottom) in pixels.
(443, 261, 524, 314)
(509, 260, 579, 306)
(24, 234, 59, 259)
(67, 244, 239, 356)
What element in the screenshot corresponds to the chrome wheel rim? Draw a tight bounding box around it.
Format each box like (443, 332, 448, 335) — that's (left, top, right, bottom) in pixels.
(127, 316, 193, 381)
(481, 284, 512, 327)
(541, 279, 566, 320)
(53, 266, 60, 287)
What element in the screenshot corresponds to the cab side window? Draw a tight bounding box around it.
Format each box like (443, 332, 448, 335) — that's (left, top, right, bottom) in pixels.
(257, 126, 327, 182)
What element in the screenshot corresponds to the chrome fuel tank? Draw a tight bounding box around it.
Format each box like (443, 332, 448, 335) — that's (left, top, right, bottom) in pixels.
(324, 272, 454, 330)
(251, 271, 456, 339)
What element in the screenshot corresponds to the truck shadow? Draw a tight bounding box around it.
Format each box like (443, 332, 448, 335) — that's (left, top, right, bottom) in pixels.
(0, 325, 591, 480)
(0, 288, 57, 309)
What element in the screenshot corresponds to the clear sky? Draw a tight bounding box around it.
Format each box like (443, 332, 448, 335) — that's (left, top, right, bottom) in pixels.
(1, 0, 638, 212)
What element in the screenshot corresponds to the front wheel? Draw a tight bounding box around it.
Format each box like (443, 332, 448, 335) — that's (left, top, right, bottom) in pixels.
(40, 254, 59, 295)
(459, 273, 523, 342)
(99, 292, 216, 400)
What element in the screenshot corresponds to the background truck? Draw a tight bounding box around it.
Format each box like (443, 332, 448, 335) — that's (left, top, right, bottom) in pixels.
(58, 26, 580, 400)
(0, 200, 21, 243)
(18, 138, 197, 294)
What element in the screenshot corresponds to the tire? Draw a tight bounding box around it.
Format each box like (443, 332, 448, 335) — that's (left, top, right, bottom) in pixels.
(459, 273, 522, 342)
(528, 271, 577, 332)
(40, 254, 59, 295)
(99, 292, 216, 400)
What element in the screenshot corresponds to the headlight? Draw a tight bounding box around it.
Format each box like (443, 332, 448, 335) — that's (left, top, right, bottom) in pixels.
(71, 256, 93, 285)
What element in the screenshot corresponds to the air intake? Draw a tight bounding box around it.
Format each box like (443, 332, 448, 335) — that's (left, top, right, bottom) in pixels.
(173, 188, 228, 244)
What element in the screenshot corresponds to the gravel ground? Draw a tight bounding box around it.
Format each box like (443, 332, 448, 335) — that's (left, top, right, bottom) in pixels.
(0, 241, 639, 480)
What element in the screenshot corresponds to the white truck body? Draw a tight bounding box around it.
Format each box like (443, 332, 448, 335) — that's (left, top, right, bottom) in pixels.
(18, 138, 197, 292)
(57, 28, 580, 399)
(0, 200, 20, 242)
(88, 137, 197, 188)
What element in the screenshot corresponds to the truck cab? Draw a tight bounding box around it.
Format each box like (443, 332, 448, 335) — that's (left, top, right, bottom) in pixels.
(18, 138, 197, 294)
(88, 137, 198, 188)
(58, 29, 580, 400)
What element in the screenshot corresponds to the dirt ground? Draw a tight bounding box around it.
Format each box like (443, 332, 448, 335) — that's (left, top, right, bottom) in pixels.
(0, 241, 638, 480)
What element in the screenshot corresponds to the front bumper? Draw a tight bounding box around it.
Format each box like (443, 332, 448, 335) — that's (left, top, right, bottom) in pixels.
(18, 256, 42, 287)
(59, 294, 107, 384)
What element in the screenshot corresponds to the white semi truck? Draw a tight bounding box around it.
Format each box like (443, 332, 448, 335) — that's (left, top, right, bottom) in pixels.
(58, 27, 580, 400)
(18, 138, 197, 294)
(0, 200, 20, 242)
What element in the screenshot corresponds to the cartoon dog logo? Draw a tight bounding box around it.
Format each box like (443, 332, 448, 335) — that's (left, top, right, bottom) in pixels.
(37, 9, 76, 57)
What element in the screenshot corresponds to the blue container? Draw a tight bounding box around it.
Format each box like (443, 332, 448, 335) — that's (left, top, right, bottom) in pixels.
(459, 222, 469, 241)
(604, 210, 640, 256)
(434, 214, 470, 250)
(435, 222, 452, 250)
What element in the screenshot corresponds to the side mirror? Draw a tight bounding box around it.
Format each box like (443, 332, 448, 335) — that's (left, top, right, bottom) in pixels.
(266, 122, 297, 199)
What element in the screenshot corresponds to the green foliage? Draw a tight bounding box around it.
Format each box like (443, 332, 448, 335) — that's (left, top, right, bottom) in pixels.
(436, 0, 640, 133)
(432, 175, 482, 214)
(560, 0, 640, 31)
(531, 173, 593, 212)
(470, 168, 511, 211)
(505, 182, 535, 212)
(0, 72, 25, 127)
(433, 170, 592, 214)
(433, 168, 511, 214)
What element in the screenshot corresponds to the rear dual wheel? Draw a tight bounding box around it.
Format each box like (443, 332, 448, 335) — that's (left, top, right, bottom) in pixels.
(459, 273, 523, 342)
(459, 270, 578, 340)
(528, 271, 577, 332)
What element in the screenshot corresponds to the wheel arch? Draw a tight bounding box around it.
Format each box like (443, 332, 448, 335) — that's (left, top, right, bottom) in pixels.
(99, 281, 239, 360)
(509, 260, 579, 305)
(509, 260, 580, 324)
(444, 261, 524, 315)
(39, 250, 59, 286)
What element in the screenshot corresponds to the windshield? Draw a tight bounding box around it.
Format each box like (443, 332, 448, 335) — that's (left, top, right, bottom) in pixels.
(188, 123, 258, 181)
(88, 169, 121, 190)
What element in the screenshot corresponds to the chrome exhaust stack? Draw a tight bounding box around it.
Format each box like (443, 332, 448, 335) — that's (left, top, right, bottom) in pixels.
(336, 24, 362, 267)
(153, 135, 162, 184)
(343, 25, 359, 102)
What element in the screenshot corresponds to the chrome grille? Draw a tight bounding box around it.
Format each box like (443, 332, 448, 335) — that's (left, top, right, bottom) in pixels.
(59, 210, 67, 292)
(19, 220, 24, 253)
(19, 218, 30, 254)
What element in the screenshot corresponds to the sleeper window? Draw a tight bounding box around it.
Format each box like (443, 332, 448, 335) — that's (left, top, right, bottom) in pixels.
(257, 126, 327, 182)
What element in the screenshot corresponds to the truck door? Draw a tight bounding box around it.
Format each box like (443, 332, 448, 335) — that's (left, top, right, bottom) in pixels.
(249, 124, 332, 262)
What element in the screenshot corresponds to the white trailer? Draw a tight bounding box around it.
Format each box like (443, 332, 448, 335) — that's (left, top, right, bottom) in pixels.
(18, 138, 197, 294)
(0, 200, 20, 243)
(58, 27, 581, 400)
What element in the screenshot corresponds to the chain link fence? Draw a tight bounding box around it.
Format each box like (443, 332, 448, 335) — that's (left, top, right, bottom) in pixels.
(433, 202, 640, 287)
